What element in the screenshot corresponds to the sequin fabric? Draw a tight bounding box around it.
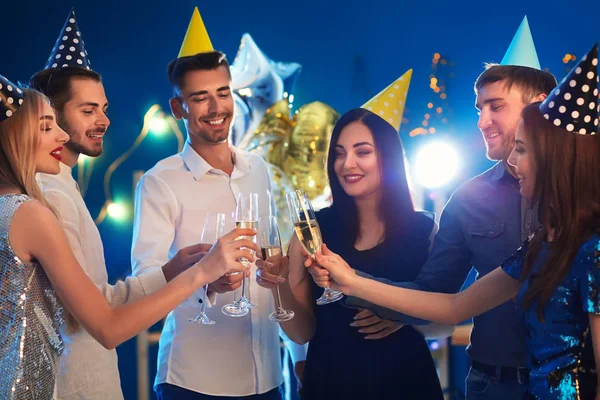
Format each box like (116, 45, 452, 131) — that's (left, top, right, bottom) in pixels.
(0, 194, 65, 399)
(502, 234, 600, 400)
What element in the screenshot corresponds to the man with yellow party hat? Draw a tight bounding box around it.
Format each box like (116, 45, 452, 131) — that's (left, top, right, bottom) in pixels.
(132, 7, 299, 400)
(341, 17, 559, 400)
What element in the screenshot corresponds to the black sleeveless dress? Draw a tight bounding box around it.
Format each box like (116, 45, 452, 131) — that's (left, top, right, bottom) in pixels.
(301, 207, 444, 400)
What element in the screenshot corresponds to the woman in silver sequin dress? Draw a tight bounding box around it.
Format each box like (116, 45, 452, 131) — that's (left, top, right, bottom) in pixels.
(0, 74, 258, 399)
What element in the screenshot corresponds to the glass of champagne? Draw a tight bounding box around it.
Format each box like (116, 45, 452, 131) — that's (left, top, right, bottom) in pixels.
(286, 189, 343, 305)
(190, 212, 226, 325)
(258, 216, 295, 322)
(222, 193, 258, 317)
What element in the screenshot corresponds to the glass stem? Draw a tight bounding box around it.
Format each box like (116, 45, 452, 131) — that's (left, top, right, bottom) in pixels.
(275, 285, 283, 310)
(201, 284, 208, 313)
(240, 273, 247, 301)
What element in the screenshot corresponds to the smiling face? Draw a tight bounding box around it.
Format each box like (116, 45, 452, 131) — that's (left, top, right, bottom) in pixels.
(333, 121, 381, 200)
(58, 78, 109, 158)
(476, 80, 528, 162)
(507, 118, 535, 199)
(36, 100, 70, 174)
(170, 66, 234, 146)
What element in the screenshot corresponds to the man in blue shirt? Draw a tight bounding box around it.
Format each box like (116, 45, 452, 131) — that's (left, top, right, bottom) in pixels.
(336, 64, 557, 399)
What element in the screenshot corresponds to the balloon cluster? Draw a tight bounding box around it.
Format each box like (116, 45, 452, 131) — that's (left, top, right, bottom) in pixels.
(229, 34, 339, 238)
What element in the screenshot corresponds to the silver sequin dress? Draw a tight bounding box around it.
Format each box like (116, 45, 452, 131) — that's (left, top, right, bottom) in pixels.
(0, 194, 65, 399)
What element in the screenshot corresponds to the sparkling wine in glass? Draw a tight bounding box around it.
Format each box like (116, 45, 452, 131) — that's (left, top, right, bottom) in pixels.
(286, 189, 343, 305)
(258, 216, 295, 322)
(222, 193, 258, 317)
(190, 212, 225, 325)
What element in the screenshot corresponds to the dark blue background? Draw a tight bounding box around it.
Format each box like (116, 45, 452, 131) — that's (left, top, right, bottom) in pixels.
(3, 1, 599, 398)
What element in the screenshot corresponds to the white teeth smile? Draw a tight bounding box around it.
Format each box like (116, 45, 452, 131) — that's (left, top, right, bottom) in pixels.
(50, 151, 61, 155)
(487, 132, 500, 139)
(206, 118, 225, 125)
(87, 134, 103, 139)
(345, 175, 364, 183)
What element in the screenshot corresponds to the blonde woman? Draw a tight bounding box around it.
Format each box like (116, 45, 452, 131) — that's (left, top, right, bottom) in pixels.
(0, 75, 257, 399)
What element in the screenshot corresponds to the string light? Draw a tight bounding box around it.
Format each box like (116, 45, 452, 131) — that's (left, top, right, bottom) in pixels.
(563, 53, 577, 64)
(409, 52, 453, 138)
(149, 113, 169, 135)
(95, 104, 185, 224)
(106, 201, 127, 221)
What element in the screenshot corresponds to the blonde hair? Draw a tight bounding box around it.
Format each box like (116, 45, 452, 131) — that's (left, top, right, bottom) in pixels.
(0, 89, 49, 205)
(0, 88, 79, 332)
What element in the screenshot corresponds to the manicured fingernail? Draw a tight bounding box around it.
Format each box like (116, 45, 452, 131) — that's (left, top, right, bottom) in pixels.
(349, 322, 357, 327)
(358, 329, 364, 333)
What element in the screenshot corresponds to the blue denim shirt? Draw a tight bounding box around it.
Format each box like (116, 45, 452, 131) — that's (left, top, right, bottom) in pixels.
(346, 162, 531, 368)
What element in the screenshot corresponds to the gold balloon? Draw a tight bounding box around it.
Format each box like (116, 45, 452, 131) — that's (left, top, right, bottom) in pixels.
(283, 102, 339, 200)
(266, 163, 296, 245)
(239, 99, 292, 169)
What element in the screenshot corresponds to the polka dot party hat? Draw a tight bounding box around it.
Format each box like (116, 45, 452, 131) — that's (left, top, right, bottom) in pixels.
(43, 8, 91, 70)
(539, 43, 599, 135)
(0, 74, 24, 123)
(178, 7, 214, 58)
(360, 69, 412, 132)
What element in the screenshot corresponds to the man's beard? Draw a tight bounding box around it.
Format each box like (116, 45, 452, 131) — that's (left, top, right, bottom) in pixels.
(64, 136, 102, 157)
(59, 116, 104, 157)
(196, 127, 230, 145)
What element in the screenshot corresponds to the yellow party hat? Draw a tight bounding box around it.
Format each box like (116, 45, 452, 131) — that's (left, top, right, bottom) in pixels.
(361, 69, 412, 132)
(178, 7, 214, 58)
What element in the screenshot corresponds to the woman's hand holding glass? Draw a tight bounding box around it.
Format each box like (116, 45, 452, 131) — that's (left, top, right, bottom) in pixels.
(305, 243, 358, 296)
(255, 257, 288, 289)
(256, 215, 295, 322)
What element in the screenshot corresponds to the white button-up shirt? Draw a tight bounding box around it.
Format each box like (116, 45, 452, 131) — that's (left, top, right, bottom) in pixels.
(131, 142, 285, 396)
(37, 163, 167, 400)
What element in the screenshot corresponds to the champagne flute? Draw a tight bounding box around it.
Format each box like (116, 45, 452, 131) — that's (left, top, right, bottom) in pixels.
(258, 216, 295, 322)
(222, 193, 258, 317)
(190, 212, 225, 325)
(286, 189, 343, 305)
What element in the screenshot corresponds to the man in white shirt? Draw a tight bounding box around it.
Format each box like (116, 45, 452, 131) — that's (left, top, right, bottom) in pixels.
(131, 48, 299, 399)
(30, 10, 209, 400)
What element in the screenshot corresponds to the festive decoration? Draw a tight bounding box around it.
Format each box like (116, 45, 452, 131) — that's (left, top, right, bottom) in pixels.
(501, 16, 541, 70)
(272, 61, 302, 101)
(230, 33, 301, 146)
(178, 7, 214, 58)
(540, 43, 598, 135)
(282, 102, 339, 200)
(240, 98, 293, 168)
(409, 53, 454, 138)
(44, 8, 92, 70)
(361, 69, 412, 132)
(0, 74, 24, 122)
(94, 105, 184, 223)
(266, 163, 296, 241)
(238, 99, 338, 236)
(231, 93, 252, 147)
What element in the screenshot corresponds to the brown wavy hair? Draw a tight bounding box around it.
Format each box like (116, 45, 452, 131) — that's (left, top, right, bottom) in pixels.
(518, 102, 600, 321)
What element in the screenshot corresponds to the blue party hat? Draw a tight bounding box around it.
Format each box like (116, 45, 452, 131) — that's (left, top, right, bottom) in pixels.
(501, 16, 541, 70)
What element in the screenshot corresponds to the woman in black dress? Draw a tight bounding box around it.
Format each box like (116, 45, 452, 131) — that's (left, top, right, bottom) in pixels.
(257, 75, 453, 399)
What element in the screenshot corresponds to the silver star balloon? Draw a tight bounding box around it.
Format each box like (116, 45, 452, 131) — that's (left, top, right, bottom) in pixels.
(230, 33, 301, 146)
